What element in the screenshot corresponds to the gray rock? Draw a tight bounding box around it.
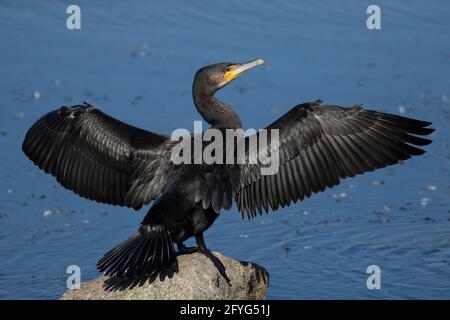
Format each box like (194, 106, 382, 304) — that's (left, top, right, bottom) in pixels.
(61, 252, 269, 300)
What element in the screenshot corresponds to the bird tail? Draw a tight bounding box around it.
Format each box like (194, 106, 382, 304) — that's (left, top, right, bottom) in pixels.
(97, 224, 177, 278)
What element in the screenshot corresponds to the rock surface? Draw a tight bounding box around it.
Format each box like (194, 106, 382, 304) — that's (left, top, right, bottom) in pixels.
(61, 252, 269, 300)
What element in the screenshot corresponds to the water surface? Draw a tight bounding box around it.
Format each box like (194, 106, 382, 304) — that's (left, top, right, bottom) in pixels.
(0, 0, 449, 299)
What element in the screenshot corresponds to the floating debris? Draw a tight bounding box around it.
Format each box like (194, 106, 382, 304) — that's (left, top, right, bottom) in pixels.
(372, 180, 385, 187)
(420, 198, 430, 207)
(302, 210, 309, 215)
(383, 206, 391, 212)
(282, 244, 292, 253)
(332, 192, 347, 202)
(130, 42, 152, 58)
(370, 218, 390, 224)
(398, 105, 406, 115)
(427, 184, 437, 192)
(17, 112, 24, 118)
(6, 189, 13, 194)
(32, 91, 41, 100)
(43, 210, 54, 217)
(239, 234, 249, 239)
(64, 223, 70, 227)
(31, 194, 46, 199)
(303, 245, 312, 250)
(83, 219, 91, 224)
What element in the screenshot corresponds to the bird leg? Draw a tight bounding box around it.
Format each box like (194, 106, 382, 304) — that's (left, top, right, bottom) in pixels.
(195, 233, 231, 285)
(176, 234, 231, 285)
(176, 242, 198, 254)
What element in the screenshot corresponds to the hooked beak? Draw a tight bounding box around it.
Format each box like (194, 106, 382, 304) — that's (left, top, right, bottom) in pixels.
(224, 59, 265, 82)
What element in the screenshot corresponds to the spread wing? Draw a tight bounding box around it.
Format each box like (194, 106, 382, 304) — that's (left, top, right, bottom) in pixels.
(22, 103, 175, 209)
(230, 100, 434, 218)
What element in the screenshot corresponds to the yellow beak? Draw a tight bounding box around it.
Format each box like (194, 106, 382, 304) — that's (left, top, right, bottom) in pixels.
(224, 59, 265, 82)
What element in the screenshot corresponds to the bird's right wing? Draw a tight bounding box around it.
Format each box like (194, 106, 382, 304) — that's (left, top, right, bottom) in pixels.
(231, 101, 434, 218)
(22, 103, 175, 209)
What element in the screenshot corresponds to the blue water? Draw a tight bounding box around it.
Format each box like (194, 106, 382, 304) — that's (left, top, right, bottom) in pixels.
(0, 0, 449, 299)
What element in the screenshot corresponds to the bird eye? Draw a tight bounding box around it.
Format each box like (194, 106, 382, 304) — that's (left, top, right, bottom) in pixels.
(225, 65, 234, 72)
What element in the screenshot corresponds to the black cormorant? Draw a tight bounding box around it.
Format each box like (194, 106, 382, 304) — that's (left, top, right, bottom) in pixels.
(22, 59, 434, 281)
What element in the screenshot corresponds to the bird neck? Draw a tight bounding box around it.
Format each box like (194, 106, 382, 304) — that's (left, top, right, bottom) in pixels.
(193, 87, 242, 129)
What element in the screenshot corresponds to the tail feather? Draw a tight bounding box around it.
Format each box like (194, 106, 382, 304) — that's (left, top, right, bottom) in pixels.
(97, 225, 176, 278)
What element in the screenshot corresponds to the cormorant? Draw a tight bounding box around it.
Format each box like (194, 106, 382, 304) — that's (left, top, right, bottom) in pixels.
(22, 59, 434, 281)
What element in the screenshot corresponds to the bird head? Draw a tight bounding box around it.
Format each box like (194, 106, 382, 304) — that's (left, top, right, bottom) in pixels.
(194, 59, 264, 93)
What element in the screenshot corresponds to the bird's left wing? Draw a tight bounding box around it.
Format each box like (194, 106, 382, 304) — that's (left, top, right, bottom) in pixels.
(230, 100, 434, 218)
(22, 103, 176, 209)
